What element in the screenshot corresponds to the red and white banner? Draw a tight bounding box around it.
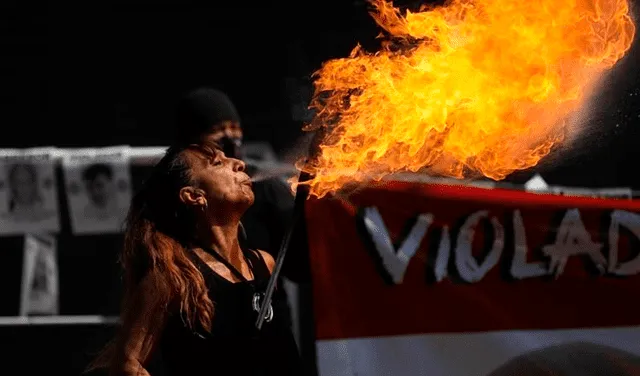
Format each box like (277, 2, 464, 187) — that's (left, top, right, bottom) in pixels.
(306, 181, 640, 376)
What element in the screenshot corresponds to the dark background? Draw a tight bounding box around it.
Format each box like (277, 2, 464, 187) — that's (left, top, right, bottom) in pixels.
(1, 0, 384, 149)
(0, 0, 639, 374)
(2, 0, 639, 186)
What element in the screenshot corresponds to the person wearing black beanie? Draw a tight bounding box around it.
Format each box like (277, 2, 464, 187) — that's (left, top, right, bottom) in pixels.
(174, 88, 244, 159)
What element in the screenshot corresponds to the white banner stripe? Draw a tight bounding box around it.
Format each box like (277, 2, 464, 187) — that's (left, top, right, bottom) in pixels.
(317, 326, 640, 376)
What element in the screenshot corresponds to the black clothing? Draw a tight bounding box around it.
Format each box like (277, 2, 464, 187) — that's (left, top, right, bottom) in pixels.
(160, 248, 302, 376)
(242, 176, 292, 259)
(242, 174, 311, 284)
(241, 168, 316, 376)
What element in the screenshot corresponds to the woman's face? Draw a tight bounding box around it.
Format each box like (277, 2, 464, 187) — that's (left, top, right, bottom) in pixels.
(183, 147, 254, 212)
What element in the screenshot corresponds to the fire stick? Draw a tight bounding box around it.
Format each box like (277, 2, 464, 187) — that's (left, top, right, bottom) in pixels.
(255, 128, 324, 330)
(255, 169, 312, 330)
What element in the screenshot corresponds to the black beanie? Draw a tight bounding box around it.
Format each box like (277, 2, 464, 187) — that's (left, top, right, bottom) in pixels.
(174, 87, 241, 143)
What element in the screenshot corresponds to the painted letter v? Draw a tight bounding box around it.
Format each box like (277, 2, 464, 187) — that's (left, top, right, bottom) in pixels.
(361, 207, 432, 284)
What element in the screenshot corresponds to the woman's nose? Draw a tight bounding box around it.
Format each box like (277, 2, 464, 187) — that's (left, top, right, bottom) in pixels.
(232, 158, 246, 172)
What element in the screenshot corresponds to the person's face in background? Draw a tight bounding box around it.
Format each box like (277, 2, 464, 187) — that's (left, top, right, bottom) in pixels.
(8, 164, 39, 206)
(201, 120, 244, 160)
(85, 173, 114, 208)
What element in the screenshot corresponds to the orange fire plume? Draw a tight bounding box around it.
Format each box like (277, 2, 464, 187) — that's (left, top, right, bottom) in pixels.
(297, 0, 635, 198)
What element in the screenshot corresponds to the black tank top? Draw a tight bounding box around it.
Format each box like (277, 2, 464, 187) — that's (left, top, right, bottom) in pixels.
(160, 248, 302, 376)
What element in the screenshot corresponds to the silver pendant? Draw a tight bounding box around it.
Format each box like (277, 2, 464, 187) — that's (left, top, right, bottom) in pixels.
(252, 292, 273, 323)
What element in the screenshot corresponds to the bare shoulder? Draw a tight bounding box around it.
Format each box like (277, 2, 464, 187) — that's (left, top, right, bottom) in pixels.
(256, 250, 276, 273)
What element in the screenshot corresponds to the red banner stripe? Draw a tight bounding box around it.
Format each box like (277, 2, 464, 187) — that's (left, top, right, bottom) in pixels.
(306, 182, 640, 340)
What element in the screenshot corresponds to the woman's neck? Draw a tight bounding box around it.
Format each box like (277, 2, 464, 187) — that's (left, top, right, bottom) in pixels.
(197, 222, 242, 262)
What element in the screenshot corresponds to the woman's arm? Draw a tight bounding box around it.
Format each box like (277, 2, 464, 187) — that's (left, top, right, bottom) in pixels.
(109, 274, 168, 376)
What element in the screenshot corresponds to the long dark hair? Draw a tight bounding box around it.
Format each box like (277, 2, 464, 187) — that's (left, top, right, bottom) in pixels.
(87, 145, 214, 372)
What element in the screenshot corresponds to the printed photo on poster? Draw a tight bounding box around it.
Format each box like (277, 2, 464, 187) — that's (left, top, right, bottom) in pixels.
(62, 146, 132, 235)
(0, 148, 60, 235)
(20, 233, 59, 316)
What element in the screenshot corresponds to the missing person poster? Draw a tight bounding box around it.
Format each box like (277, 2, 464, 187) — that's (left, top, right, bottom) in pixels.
(20, 233, 59, 316)
(0, 148, 60, 235)
(61, 146, 132, 235)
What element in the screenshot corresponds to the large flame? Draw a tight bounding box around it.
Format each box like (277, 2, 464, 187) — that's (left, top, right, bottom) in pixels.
(298, 0, 635, 198)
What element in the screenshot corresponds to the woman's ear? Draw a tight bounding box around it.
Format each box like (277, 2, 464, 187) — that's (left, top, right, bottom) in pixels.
(179, 187, 206, 206)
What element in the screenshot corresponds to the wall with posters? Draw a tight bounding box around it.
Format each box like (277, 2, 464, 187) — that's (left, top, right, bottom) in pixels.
(0, 147, 151, 376)
(306, 181, 640, 376)
(0, 147, 136, 317)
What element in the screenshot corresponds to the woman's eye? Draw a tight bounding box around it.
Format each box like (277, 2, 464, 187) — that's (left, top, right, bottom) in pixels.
(212, 159, 222, 166)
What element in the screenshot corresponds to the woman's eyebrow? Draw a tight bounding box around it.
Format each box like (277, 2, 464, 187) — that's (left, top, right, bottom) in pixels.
(187, 144, 213, 156)
(187, 144, 223, 163)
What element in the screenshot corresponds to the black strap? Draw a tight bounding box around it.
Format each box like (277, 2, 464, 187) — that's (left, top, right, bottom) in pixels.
(201, 246, 253, 283)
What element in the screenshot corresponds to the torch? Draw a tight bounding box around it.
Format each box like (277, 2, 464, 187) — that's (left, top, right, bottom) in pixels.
(254, 131, 323, 331)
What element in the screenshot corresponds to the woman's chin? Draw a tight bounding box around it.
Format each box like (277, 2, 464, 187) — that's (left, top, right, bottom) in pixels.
(242, 191, 255, 207)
